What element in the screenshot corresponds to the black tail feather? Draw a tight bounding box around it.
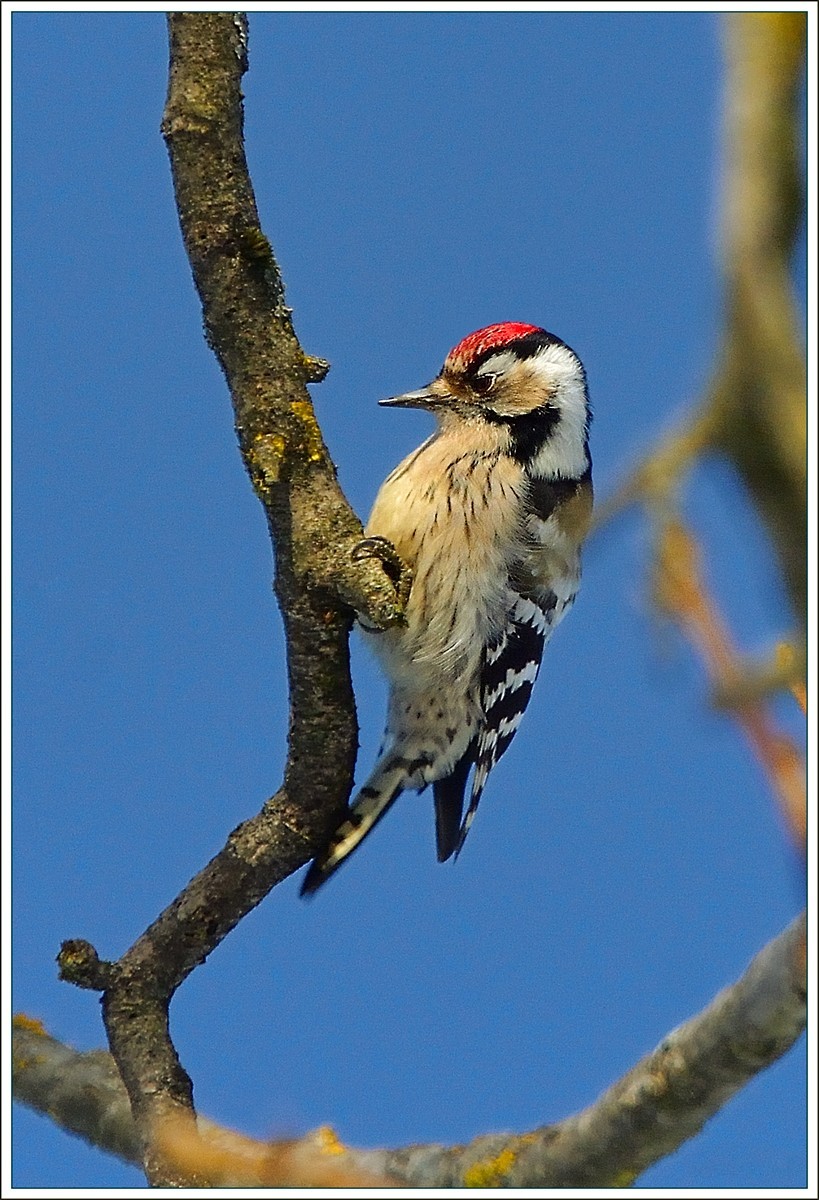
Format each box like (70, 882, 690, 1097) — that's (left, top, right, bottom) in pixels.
(433, 749, 475, 862)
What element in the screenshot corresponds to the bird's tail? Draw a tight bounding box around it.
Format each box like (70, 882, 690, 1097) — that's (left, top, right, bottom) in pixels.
(300, 757, 413, 896)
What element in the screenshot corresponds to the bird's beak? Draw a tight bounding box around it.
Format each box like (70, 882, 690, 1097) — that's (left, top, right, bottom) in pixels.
(378, 387, 436, 410)
(379, 379, 454, 410)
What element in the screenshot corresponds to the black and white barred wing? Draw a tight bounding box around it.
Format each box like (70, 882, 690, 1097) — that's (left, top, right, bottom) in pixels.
(454, 591, 560, 857)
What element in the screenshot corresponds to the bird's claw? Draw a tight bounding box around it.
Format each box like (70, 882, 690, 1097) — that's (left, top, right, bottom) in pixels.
(352, 536, 412, 612)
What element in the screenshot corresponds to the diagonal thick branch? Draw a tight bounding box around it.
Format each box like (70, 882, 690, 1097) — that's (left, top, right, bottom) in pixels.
(16, 915, 806, 1187)
(52, 11, 405, 1187)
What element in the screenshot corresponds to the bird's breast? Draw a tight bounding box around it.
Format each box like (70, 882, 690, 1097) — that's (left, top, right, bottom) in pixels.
(364, 441, 528, 682)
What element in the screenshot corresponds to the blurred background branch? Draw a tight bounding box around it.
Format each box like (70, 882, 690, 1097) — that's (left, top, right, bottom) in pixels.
(596, 11, 806, 851)
(654, 519, 806, 846)
(599, 13, 806, 634)
(712, 12, 806, 629)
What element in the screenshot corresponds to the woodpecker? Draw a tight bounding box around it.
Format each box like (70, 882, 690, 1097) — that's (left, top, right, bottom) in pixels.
(301, 322, 592, 895)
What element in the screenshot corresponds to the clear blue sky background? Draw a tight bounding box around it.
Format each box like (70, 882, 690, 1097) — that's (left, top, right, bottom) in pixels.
(12, 8, 807, 1189)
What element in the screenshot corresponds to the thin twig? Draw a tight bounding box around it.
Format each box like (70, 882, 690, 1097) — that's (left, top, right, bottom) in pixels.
(654, 520, 806, 847)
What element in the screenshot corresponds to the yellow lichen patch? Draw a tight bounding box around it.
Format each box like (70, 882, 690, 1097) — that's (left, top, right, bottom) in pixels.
(238, 226, 273, 264)
(290, 398, 325, 464)
(250, 432, 287, 490)
(13, 1013, 47, 1036)
(463, 1146, 517, 1188)
(607, 1166, 639, 1187)
(178, 82, 220, 123)
(314, 1125, 346, 1157)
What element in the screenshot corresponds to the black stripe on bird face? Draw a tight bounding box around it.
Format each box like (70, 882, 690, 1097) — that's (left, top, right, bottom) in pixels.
(480, 403, 563, 465)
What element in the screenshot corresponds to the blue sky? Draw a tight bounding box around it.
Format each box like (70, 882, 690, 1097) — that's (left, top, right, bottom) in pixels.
(11, 7, 807, 1189)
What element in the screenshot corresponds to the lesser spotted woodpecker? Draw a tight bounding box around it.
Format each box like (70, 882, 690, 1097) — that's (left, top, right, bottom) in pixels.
(301, 322, 592, 895)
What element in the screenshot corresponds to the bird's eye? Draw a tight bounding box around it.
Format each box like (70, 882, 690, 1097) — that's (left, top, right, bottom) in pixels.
(472, 373, 496, 396)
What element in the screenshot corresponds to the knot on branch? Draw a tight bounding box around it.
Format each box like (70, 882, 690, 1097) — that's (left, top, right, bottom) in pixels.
(303, 354, 331, 383)
(57, 939, 113, 991)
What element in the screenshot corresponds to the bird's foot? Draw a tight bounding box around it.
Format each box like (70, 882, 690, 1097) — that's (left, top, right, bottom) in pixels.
(351, 536, 413, 615)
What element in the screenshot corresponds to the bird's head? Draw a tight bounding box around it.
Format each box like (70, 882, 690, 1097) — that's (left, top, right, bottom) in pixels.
(380, 322, 591, 476)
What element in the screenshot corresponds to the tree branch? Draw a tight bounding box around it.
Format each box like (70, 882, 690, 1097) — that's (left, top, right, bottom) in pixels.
(710, 13, 806, 627)
(653, 521, 806, 847)
(595, 13, 806, 632)
(16, 914, 806, 1187)
(50, 12, 406, 1185)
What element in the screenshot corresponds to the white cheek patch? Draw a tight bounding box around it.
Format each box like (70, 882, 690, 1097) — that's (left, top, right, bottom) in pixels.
(526, 346, 589, 479)
(528, 386, 588, 478)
